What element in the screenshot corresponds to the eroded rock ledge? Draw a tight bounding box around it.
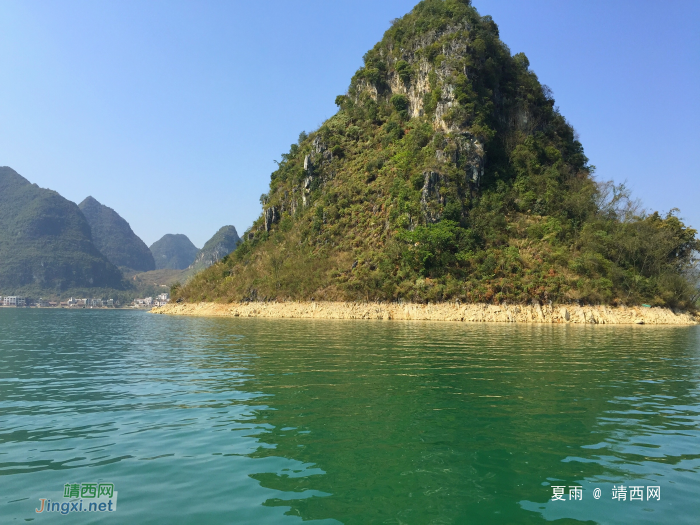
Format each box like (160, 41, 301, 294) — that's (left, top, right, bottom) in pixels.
(152, 302, 698, 325)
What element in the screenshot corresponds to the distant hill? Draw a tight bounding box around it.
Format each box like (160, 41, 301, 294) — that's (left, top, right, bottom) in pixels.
(150, 234, 199, 270)
(189, 226, 240, 272)
(79, 196, 155, 272)
(0, 167, 124, 293)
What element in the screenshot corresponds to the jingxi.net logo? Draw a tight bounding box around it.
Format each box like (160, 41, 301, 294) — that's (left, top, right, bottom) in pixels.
(36, 483, 118, 515)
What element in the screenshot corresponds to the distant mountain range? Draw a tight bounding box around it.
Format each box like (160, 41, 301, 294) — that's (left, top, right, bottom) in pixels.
(0, 166, 240, 298)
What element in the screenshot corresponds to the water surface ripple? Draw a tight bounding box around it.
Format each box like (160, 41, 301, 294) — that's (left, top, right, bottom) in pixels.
(0, 309, 698, 523)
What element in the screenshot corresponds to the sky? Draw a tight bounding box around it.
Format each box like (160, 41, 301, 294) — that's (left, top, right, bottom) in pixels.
(0, 0, 698, 248)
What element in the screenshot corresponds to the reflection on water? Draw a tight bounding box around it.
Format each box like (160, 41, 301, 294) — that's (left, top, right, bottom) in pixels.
(0, 309, 698, 524)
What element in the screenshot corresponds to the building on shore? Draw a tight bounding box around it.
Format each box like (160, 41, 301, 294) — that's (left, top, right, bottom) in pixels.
(66, 297, 114, 308)
(134, 297, 154, 307)
(3, 296, 26, 307)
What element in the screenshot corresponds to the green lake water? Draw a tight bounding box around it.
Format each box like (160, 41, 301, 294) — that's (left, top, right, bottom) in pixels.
(1, 309, 699, 524)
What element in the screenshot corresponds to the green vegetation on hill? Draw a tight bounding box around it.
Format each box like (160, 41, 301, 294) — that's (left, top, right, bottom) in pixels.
(150, 234, 199, 270)
(178, 0, 699, 309)
(0, 167, 125, 294)
(79, 196, 155, 272)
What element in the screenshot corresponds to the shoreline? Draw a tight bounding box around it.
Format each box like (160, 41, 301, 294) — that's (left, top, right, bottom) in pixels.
(151, 301, 699, 325)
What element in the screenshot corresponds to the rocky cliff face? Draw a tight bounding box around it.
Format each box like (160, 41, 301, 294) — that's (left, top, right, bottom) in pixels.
(0, 167, 124, 292)
(79, 196, 155, 272)
(356, 19, 487, 190)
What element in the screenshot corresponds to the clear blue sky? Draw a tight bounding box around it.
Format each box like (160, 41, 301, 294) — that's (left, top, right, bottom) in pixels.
(1, 0, 698, 248)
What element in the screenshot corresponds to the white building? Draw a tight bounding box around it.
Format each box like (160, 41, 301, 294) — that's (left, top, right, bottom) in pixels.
(157, 292, 170, 302)
(3, 296, 26, 307)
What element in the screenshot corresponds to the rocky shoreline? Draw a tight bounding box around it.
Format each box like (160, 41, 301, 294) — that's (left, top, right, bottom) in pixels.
(152, 301, 699, 325)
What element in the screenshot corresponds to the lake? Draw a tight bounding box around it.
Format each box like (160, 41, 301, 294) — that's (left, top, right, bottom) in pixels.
(1, 309, 698, 524)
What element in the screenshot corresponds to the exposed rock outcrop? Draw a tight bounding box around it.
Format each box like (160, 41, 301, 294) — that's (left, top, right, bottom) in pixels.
(264, 206, 280, 232)
(421, 171, 447, 223)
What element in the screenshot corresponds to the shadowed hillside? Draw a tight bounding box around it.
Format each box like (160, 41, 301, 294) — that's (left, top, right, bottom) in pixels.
(0, 167, 124, 293)
(150, 234, 199, 270)
(79, 196, 155, 272)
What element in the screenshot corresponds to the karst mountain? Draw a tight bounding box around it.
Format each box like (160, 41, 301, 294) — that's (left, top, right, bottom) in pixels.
(173, 0, 698, 308)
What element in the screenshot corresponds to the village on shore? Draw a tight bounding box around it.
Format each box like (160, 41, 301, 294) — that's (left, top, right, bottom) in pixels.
(0, 293, 170, 309)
